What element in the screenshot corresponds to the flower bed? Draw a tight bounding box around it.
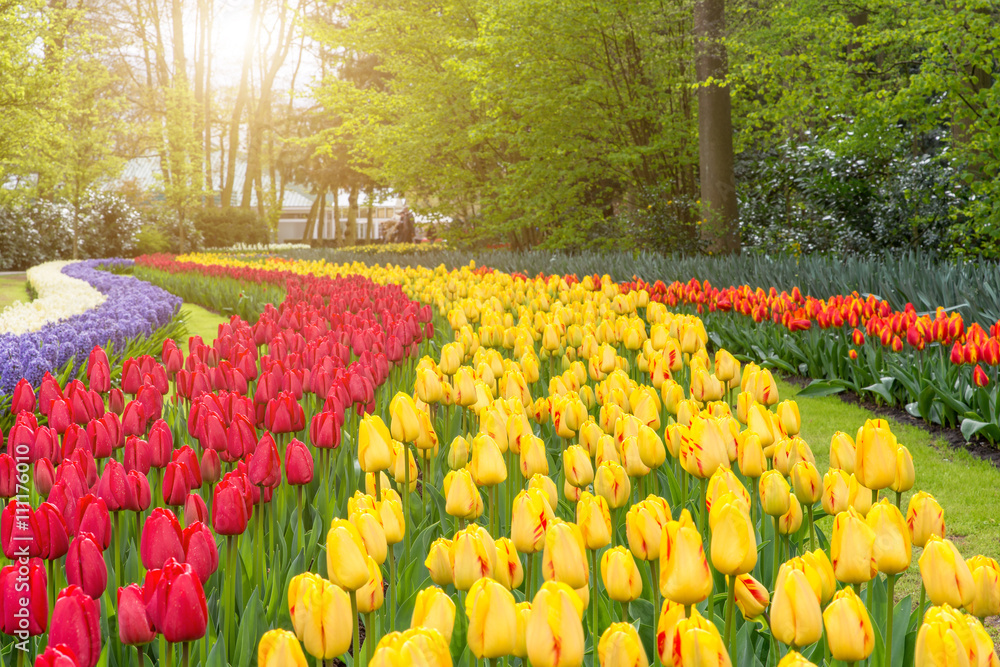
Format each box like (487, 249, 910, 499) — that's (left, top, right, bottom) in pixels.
(0, 259, 182, 396)
(0, 261, 107, 335)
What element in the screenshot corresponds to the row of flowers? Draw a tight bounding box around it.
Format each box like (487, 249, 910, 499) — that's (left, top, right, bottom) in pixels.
(0, 257, 431, 666)
(0, 261, 107, 336)
(0, 260, 182, 397)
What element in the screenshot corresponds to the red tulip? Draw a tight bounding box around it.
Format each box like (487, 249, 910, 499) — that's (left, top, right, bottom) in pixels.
(248, 433, 281, 488)
(34, 459, 55, 498)
(33, 427, 60, 464)
(974, 364, 990, 388)
(1, 500, 40, 558)
(163, 340, 183, 376)
(34, 644, 81, 667)
(226, 413, 257, 462)
(950, 341, 965, 365)
(0, 557, 47, 635)
(101, 412, 123, 451)
(97, 459, 129, 512)
(86, 346, 111, 394)
(125, 470, 151, 512)
(264, 392, 304, 434)
(145, 559, 208, 642)
(284, 439, 313, 485)
(69, 449, 98, 488)
(171, 447, 203, 489)
(182, 521, 219, 584)
(10, 379, 35, 415)
(124, 436, 151, 475)
(54, 460, 88, 501)
(49, 399, 72, 434)
(199, 449, 221, 485)
(50, 586, 101, 667)
(140, 508, 185, 571)
(117, 584, 156, 645)
(66, 532, 107, 599)
(0, 455, 16, 498)
(148, 420, 173, 469)
(36, 502, 69, 560)
(61, 424, 92, 461)
(121, 358, 143, 395)
(309, 411, 341, 450)
(122, 401, 147, 438)
(38, 373, 62, 417)
(162, 461, 192, 507)
(184, 493, 209, 526)
(212, 477, 250, 535)
(75, 495, 110, 549)
(85, 420, 112, 460)
(108, 388, 125, 416)
(197, 411, 227, 452)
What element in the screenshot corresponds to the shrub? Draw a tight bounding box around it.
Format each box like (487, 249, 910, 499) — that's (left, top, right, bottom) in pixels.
(78, 191, 143, 258)
(193, 208, 270, 249)
(0, 207, 43, 271)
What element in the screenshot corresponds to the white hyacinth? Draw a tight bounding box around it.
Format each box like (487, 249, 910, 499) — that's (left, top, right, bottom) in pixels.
(0, 261, 107, 335)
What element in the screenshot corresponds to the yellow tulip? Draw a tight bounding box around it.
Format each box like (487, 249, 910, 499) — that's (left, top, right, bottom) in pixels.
(258, 629, 307, 667)
(425, 538, 455, 587)
(715, 349, 740, 384)
(831, 508, 877, 585)
(855, 419, 897, 491)
(513, 601, 532, 658)
(778, 495, 803, 536)
(390, 392, 421, 443)
(411, 586, 457, 642)
(358, 414, 393, 473)
(891, 445, 915, 493)
(288, 574, 352, 660)
(520, 434, 550, 479)
(389, 440, 419, 492)
(746, 403, 779, 449)
(848, 473, 873, 517)
(356, 555, 385, 613)
(866, 498, 912, 574)
(595, 461, 631, 509)
(829, 431, 857, 473)
(542, 520, 589, 589)
(914, 605, 979, 667)
(759, 470, 791, 517)
(683, 416, 730, 479)
(621, 435, 651, 478)
(907, 491, 946, 548)
(599, 622, 649, 667)
(415, 367, 443, 404)
(453, 367, 478, 407)
(802, 549, 836, 604)
(447, 435, 470, 469)
(823, 587, 874, 662)
(821, 469, 850, 517)
(526, 581, 586, 667)
(529, 473, 559, 511)
(737, 433, 766, 479)
(349, 508, 387, 565)
(706, 469, 750, 516)
(735, 391, 753, 424)
(710, 501, 757, 576)
(495, 537, 525, 590)
(563, 445, 594, 488)
(378, 495, 406, 545)
(453, 525, 497, 591)
(777, 400, 801, 436)
(734, 574, 770, 619)
(791, 461, 822, 505)
(967, 556, 1000, 618)
(668, 608, 732, 667)
(576, 492, 613, 550)
(471, 433, 507, 486)
(467, 577, 518, 659)
(326, 519, 370, 590)
(966, 614, 1000, 667)
(920, 536, 975, 608)
(600, 546, 643, 602)
(511, 488, 555, 554)
(444, 469, 481, 521)
(656, 600, 687, 665)
(771, 568, 823, 648)
(626, 496, 671, 561)
(660, 510, 713, 606)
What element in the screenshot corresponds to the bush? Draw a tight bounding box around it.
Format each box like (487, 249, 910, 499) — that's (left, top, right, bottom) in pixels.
(0, 207, 43, 270)
(78, 191, 143, 258)
(193, 208, 270, 249)
(135, 226, 172, 256)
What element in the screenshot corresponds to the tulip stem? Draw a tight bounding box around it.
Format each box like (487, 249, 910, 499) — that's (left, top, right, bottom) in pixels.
(225, 536, 235, 656)
(256, 492, 264, 582)
(651, 559, 660, 667)
(724, 576, 736, 658)
(894, 491, 901, 509)
(388, 545, 396, 631)
(698, 479, 708, 537)
(352, 590, 361, 663)
(404, 442, 412, 566)
(592, 549, 599, 666)
(296, 486, 304, 554)
(47, 559, 55, 611)
(772, 516, 780, 588)
(114, 511, 121, 592)
(622, 600, 630, 622)
(182, 642, 190, 667)
(526, 552, 534, 601)
(885, 573, 896, 667)
(364, 612, 373, 666)
(807, 505, 815, 551)
(164, 643, 172, 667)
(919, 582, 926, 616)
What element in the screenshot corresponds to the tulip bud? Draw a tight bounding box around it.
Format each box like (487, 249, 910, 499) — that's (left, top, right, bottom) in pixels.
(967, 556, 1000, 618)
(771, 568, 823, 648)
(601, 546, 643, 602)
(595, 461, 631, 509)
(822, 587, 874, 661)
(855, 420, 897, 491)
(141, 508, 185, 571)
(776, 652, 818, 667)
(258, 629, 308, 667)
(356, 555, 384, 613)
(822, 469, 850, 516)
(777, 400, 800, 436)
(425, 537, 455, 587)
(454, 525, 496, 591)
(829, 431, 856, 473)
(920, 536, 975, 608)
(358, 414, 392, 473)
(325, 519, 370, 590)
(660, 510, 712, 605)
(542, 520, 588, 589)
(711, 500, 757, 575)
(350, 507, 387, 565)
(626, 496, 671, 562)
(831, 508, 877, 585)
(734, 574, 769, 619)
(117, 583, 155, 646)
(466, 577, 518, 659)
(526, 581, 586, 667)
(778, 495, 803, 535)
(511, 488, 554, 554)
(737, 432, 765, 479)
(563, 445, 594, 488)
(471, 433, 507, 487)
(759, 470, 791, 517)
(668, 608, 732, 667)
(576, 492, 612, 550)
(866, 498, 912, 574)
(914, 605, 981, 667)
(494, 537, 524, 590)
(49, 585, 101, 667)
(907, 491, 945, 548)
(411, 586, 457, 642)
(890, 445, 915, 494)
(791, 461, 821, 505)
(599, 622, 649, 667)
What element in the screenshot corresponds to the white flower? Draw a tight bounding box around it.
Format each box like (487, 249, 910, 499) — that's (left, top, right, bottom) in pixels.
(0, 261, 107, 335)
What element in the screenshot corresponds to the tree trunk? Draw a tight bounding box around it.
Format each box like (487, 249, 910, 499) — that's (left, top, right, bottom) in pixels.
(694, 0, 739, 254)
(346, 186, 358, 245)
(301, 188, 322, 241)
(365, 186, 374, 240)
(221, 0, 261, 207)
(333, 190, 341, 240)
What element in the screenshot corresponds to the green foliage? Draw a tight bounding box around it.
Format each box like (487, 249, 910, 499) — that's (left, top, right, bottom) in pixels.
(134, 266, 286, 323)
(194, 207, 271, 249)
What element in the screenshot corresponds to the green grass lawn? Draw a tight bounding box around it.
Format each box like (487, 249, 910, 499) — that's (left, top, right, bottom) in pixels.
(177, 303, 230, 350)
(779, 377, 1000, 619)
(0, 273, 29, 311)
